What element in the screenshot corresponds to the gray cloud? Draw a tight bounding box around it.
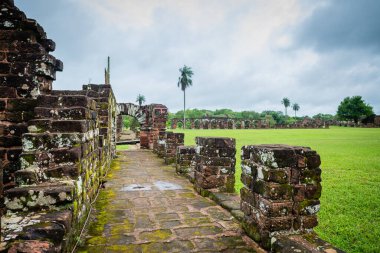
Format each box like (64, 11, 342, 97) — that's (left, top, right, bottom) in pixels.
(14, 0, 380, 116)
(295, 0, 380, 53)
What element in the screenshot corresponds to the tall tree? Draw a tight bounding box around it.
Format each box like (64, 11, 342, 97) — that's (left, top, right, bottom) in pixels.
(337, 96, 373, 123)
(136, 94, 145, 106)
(281, 97, 290, 116)
(292, 103, 300, 117)
(177, 65, 193, 129)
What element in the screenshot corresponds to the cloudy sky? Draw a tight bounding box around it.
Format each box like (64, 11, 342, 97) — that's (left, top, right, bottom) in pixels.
(15, 0, 380, 115)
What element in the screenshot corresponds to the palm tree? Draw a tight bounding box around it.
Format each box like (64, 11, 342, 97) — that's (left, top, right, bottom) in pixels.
(136, 94, 145, 106)
(292, 103, 300, 117)
(177, 65, 193, 129)
(281, 97, 290, 116)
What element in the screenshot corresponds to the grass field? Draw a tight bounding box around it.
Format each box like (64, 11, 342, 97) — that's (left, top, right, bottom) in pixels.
(173, 127, 380, 253)
(116, 144, 129, 151)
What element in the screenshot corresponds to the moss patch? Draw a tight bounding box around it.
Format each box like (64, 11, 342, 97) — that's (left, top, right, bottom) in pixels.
(139, 229, 172, 241)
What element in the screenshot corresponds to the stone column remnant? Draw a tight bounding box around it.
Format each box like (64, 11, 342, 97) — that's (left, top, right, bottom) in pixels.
(240, 144, 322, 250)
(176, 145, 196, 174)
(164, 132, 184, 164)
(154, 130, 167, 157)
(194, 137, 236, 193)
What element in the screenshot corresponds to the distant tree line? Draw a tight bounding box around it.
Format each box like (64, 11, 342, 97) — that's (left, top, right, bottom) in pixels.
(168, 96, 375, 127)
(168, 109, 331, 126)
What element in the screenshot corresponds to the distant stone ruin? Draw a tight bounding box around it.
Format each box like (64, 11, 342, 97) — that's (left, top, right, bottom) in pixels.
(171, 117, 328, 129)
(118, 103, 168, 149)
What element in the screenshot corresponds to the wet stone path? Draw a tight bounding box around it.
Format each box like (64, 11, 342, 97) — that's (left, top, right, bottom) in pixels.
(77, 150, 257, 253)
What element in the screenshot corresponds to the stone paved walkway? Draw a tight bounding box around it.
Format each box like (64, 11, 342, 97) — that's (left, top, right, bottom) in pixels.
(77, 150, 258, 253)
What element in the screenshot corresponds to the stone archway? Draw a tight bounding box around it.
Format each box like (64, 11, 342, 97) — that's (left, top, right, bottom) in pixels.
(118, 103, 146, 125)
(117, 103, 168, 149)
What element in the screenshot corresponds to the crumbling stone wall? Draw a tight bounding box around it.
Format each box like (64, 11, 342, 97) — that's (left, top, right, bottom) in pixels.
(2, 85, 117, 252)
(240, 144, 323, 250)
(164, 132, 184, 164)
(176, 145, 196, 174)
(0, 0, 63, 215)
(194, 137, 236, 194)
(0, 2, 118, 252)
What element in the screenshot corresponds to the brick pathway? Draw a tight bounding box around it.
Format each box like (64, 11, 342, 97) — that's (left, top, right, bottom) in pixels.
(77, 150, 258, 253)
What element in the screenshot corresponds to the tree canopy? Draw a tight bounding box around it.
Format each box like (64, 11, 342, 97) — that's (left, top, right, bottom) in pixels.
(337, 96, 373, 123)
(292, 103, 300, 117)
(281, 97, 291, 116)
(136, 94, 146, 106)
(177, 65, 193, 91)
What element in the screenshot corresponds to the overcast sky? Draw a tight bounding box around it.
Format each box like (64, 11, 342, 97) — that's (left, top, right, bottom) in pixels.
(15, 0, 380, 116)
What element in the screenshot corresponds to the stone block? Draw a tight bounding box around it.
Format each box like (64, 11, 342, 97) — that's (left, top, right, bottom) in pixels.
(196, 137, 235, 148)
(255, 196, 293, 217)
(0, 87, 18, 98)
(37, 95, 96, 109)
(195, 155, 236, 167)
(293, 183, 322, 201)
(251, 180, 293, 200)
(0, 100, 6, 111)
(7, 240, 56, 253)
(272, 234, 345, 253)
(34, 107, 95, 120)
(0, 135, 22, 147)
(4, 183, 74, 211)
(18, 221, 65, 244)
(22, 133, 88, 152)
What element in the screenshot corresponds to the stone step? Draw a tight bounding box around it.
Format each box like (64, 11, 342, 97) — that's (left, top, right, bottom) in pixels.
(27, 119, 96, 133)
(37, 95, 97, 110)
(34, 106, 97, 120)
(4, 182, 75, 211)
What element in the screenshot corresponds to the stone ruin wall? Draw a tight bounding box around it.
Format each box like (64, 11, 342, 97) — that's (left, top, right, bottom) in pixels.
(0, 2, 120, 251)
(171, 117, 328, 130)
(175, 145, 196, 175)
(0, 0, 63, 217)
(194, 137, 236, 194)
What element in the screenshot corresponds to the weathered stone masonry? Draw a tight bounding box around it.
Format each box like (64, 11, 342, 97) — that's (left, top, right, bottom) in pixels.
(164, 132, 184, 164)
(0, 0, 63, 216)
(194, 137, 236, 194)
(240, 144, 341, 252)
(0, 2, 119, 251)
(175, 145, 196, 175)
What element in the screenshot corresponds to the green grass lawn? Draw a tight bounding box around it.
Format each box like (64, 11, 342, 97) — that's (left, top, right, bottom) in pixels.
(173, 127, 380, 253)
(116, 144, 129, 151)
